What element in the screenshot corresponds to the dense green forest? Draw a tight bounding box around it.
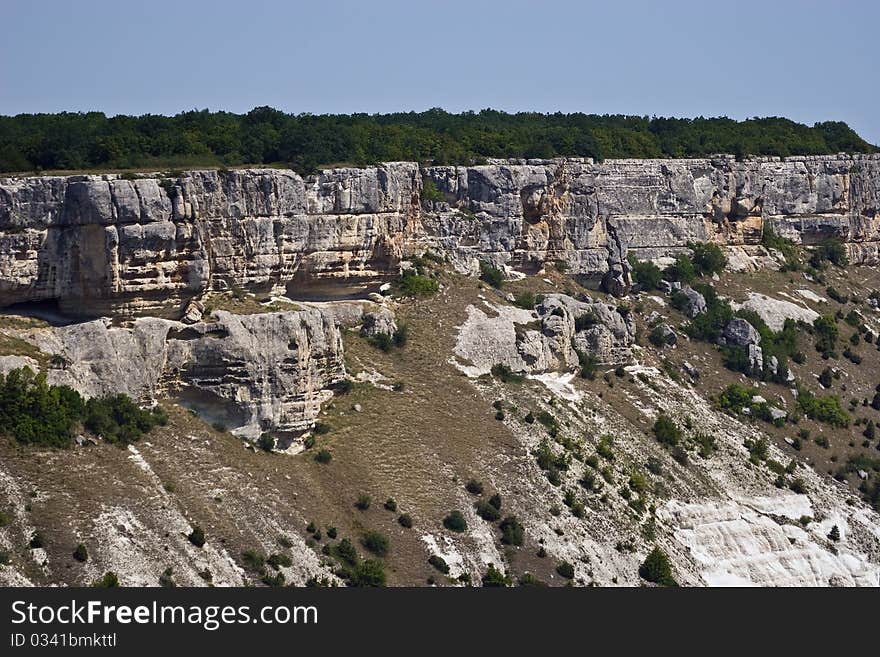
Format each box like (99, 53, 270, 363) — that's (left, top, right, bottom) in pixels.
(0, 107, 875, 174)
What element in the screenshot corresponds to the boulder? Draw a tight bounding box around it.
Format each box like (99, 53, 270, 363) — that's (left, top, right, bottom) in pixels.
(360, 308, 398, 338)
(723, 318, 761, 347)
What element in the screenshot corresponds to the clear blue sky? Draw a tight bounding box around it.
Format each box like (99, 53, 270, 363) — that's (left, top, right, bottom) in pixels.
(2, 0, 878, 144)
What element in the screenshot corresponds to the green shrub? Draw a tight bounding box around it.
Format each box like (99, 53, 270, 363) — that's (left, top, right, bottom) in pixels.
(574, 312, 600, 332)
(639, 546, 677, 586)
(499, 516, 525, 546)
(428, 554, 450, 574)
(826, 286, 848, 304)
(242, 549, 266, 572)
(267, 553, 292, 569)
(475, 499, 501, 522)
(512, 291, 536, 309)
(688, 241, 727, 276)
(257, 433, 275, 451)
(0, 368, 162, 448)
(490, 363, 525, 383)
(350, 559, 386, 587)
(653, 414, 681, 447)
(361, 531, 389, 556)
(159, 567, 176, 588)
(797, 388, 850, 427)
(443, 510, 467, 532)
(597, 435, 615, 460)
(92, 572, 119, 588)
(399, 271, 439, 297)
(330, 539, 357, 567)
(482, 564, 511, 587)
(393, 325, 409, 348)
(421, 177, 444, 202)
(314, 449, 332, 464)
(29, 531, 46, 549)
(479, 261, 504, 288)
(397, 513, 413, 528)
(73, 543, 88, 563)
(383, 498, 397, 512)
(761, 225, 800, 270)
(575, 348, 598, 380)
(628, 255, 663, 290)
(465, 479, 484, 495)
(84, 394, 165, 446)
(813, 315, 839, 356)
(261, 571, 286, 587)
(355, 494, 371, 511)
(684, 285, 733, 341)
(555, 561, 575, 579)
(187, 526, 206, 548)
(810, 237, 848, 268)
(664, 254, 696, 283)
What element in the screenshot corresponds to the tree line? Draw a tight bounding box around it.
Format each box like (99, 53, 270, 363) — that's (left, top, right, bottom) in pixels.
(0, 107, 875, 175)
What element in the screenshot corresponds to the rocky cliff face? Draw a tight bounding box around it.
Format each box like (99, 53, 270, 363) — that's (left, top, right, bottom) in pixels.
(4, 309, 345, 438)
(1, 154, 878, 318)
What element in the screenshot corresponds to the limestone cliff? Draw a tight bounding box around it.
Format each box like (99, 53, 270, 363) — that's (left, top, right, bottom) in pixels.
(1, 154, 878, 318)
(4, 309, 345, 438)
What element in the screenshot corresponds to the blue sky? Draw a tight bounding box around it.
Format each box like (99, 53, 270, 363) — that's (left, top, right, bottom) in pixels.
(2, 0, 878, 144)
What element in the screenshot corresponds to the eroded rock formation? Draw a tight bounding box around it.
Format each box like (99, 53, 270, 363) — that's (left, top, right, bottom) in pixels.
(10, 309, 344, 437)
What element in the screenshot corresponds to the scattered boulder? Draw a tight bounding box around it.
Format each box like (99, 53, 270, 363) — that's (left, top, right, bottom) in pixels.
(360, 308, 397, 338)
(181, 298, 205, 324)
(681, 286, 707, 318)
(722, 318, 761, 347)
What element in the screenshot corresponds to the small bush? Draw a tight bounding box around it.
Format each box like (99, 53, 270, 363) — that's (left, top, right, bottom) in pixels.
(334, 538, 358, 566)
(399, 271, 439, 297)
(428, 554, 450, 574)
(482, 564, 512, 587)
(499, 516, 525, 546)
(314, 449, 332, 464)
(443, 510, 467, 532)
(639, 546, 677, 586)
(664, 254, 696, 283)
(187, 526, 206, 548)
(350, 559, 386, 587)
(628, 256, 663, 290)
(653, 414, 681, 447)
(159, 567, 176, 588)
(555, 561, 575, 579)
(73, 543, 88, 563)
(92, 572, 120, 588)
(512, 291, 536, 309)
(475, 499, 501, 522)
(490, 363, 525, 383)
(383, 498, 397, 512)
(361, 531, 389, 556)
(267, 553, 292, 569)
(29, 531, 46, 549)
(688, 241, 727, 276)
(242, 549, 266, 572)
(397, 513, 413, 528)
(257, 433, 275, 451)
(355, 494, 372, 511)
(465, 479, 484, 495)
(479, 261, 505, 288)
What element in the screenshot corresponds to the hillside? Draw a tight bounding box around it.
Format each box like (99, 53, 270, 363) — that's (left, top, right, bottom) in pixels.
(1, 157, 879, 587)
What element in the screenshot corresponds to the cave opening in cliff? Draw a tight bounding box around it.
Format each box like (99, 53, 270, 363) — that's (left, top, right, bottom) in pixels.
(0, 299, 78, 326)
(174, 385, 248, 433)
